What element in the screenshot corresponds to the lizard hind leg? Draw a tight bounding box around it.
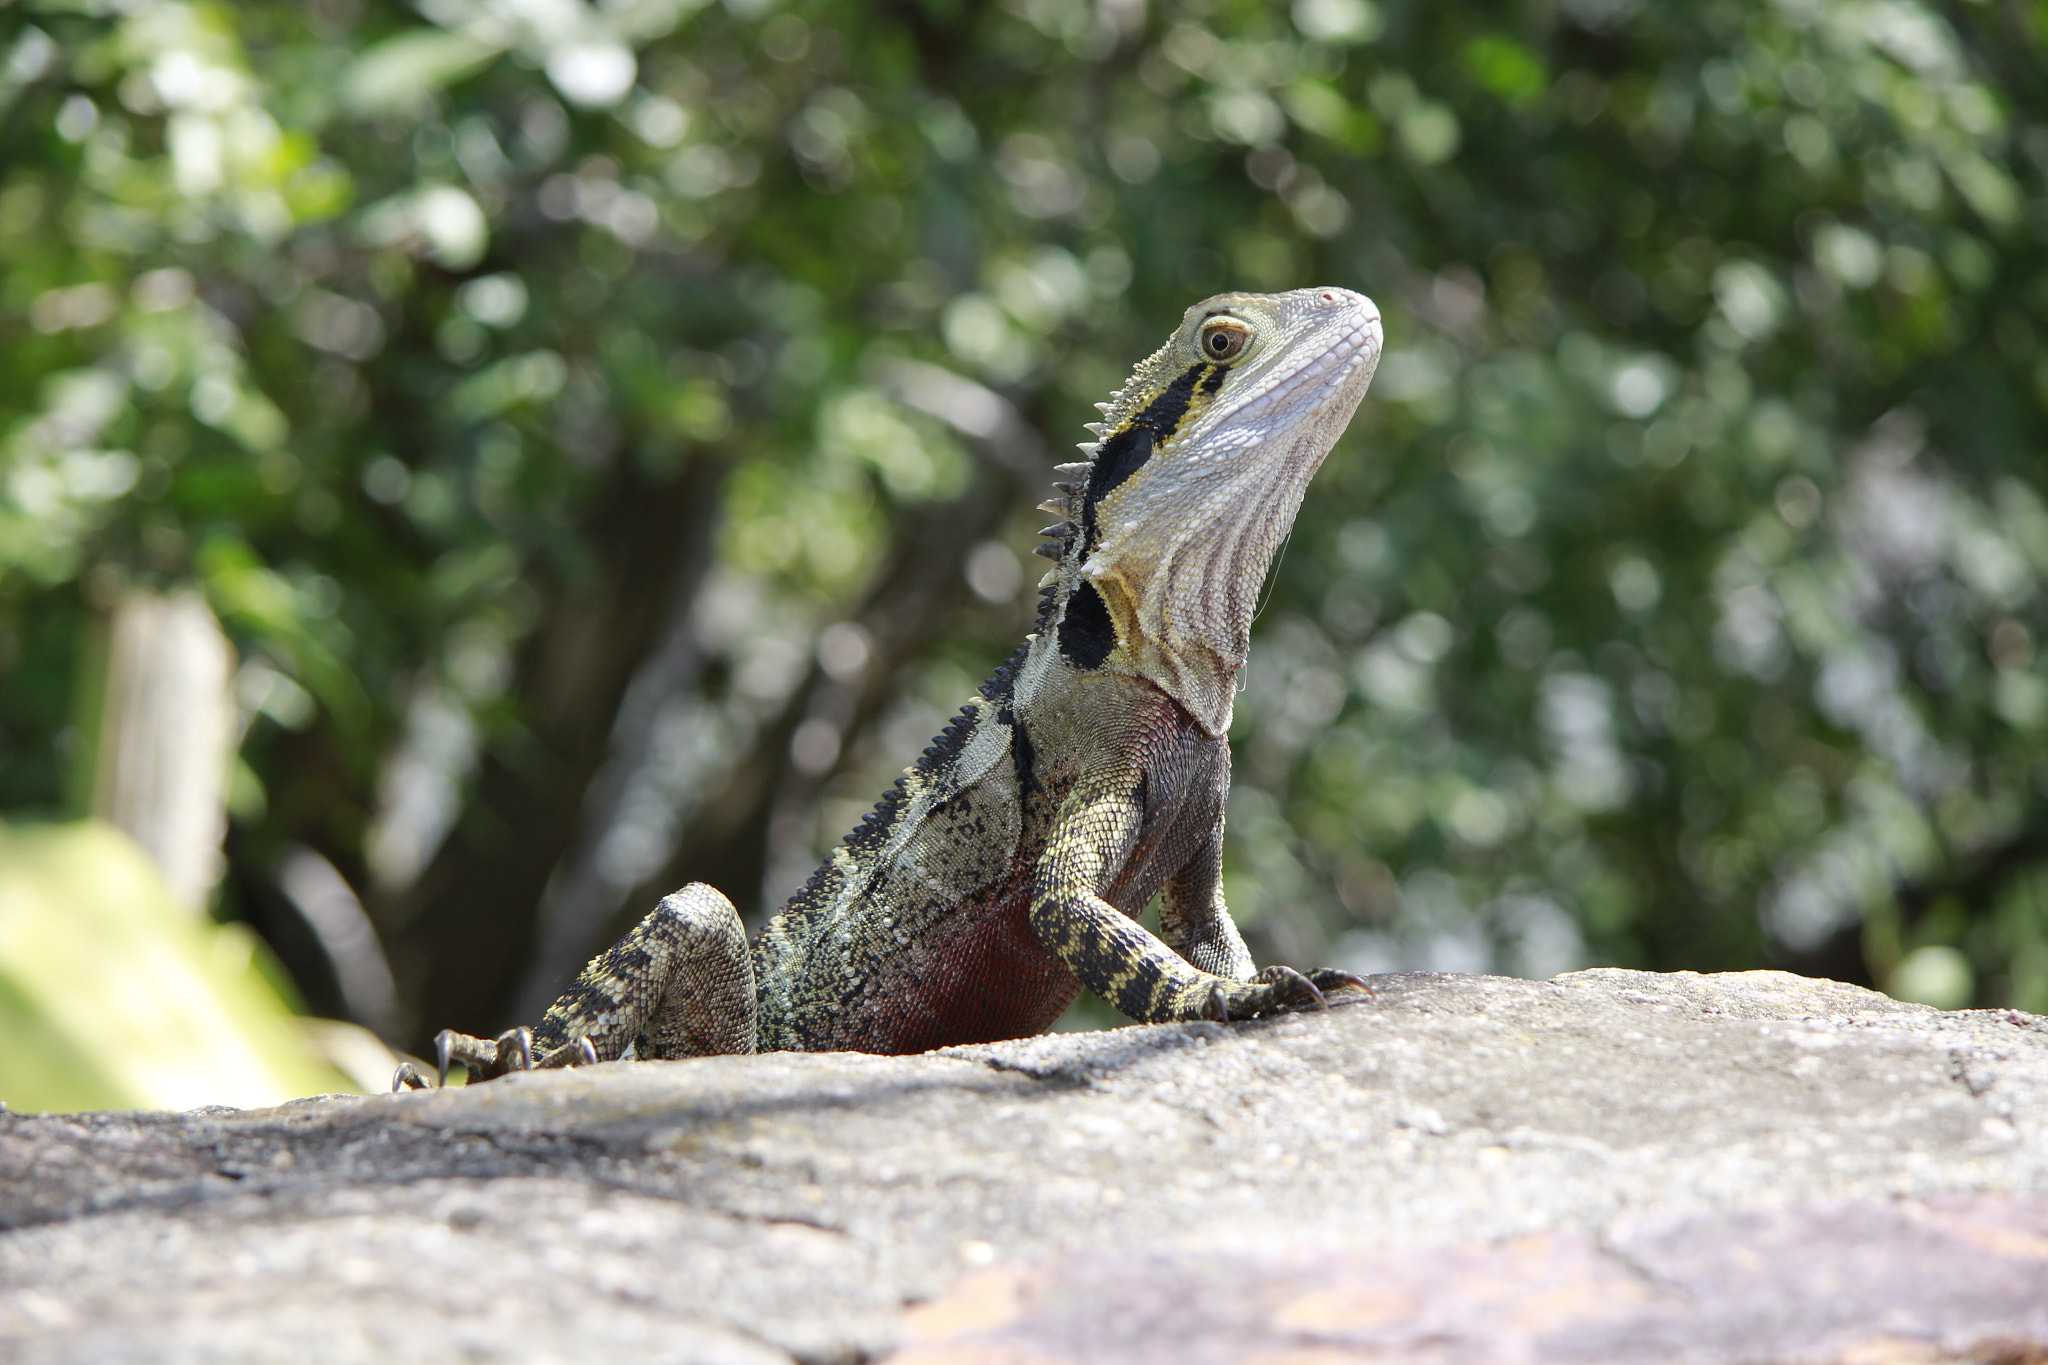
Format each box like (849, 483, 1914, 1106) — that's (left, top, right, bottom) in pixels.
(531, 883, 760, 1063)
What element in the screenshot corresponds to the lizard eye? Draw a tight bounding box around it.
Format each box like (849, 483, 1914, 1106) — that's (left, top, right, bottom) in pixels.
(1198, 316, 1252, 362)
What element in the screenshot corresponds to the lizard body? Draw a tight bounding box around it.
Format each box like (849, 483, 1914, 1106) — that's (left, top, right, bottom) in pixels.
(405, 285, 1382, 1086)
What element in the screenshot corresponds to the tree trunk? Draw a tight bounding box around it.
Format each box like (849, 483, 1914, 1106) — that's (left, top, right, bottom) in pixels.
(93, 590, 237, 915)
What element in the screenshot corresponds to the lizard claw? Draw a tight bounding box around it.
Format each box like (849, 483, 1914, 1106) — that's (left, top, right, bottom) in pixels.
(573, 1036, 598, 1067)
(392, 1061, 433, 1092)
(434, 1030, 458, 1089)
(1267, 964, 1329, 1010)
(1308, 968, 1374, 1002)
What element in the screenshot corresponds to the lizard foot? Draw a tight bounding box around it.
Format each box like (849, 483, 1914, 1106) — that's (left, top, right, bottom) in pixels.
(1209, 966, 1372, 1023)
(391, 1029, 602, 1090)
(401, 1026, 611, 1089)
(409, 1027, 535, 1088)
(454, 1025, 531, 1084)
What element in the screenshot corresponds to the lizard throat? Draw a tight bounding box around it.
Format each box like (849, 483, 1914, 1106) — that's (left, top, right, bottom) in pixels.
(1085, 454, 1318, 736)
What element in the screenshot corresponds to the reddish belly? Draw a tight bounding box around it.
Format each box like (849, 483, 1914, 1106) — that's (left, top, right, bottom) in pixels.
(849, 881, 1080, 1055)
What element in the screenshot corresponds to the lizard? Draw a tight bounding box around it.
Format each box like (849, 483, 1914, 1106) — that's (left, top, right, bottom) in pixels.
(397, 284, 1383, 1088)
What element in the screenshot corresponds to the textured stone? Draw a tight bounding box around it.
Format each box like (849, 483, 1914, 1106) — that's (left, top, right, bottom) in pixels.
(3, 970, 2047, 1363)
(896, 1194, 2048, 1364)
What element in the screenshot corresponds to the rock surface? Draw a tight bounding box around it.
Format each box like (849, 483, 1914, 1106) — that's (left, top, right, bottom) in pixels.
(4, 969, 2048, 1363)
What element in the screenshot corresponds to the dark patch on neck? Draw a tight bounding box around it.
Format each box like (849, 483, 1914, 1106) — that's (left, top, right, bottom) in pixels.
(1058, 580, 1116, 669)
(1000, 704, 1043, 797)
(1081, 361, 1218, 551)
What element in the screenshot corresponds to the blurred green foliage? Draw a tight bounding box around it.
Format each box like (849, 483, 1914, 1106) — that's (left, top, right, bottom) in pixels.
(1, 0, 2046, 1051)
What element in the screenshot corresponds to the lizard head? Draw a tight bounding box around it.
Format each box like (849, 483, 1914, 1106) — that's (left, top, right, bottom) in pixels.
(1040, 286, 1382, 736)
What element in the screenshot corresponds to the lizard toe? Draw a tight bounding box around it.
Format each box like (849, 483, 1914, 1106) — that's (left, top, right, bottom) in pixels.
(1256, 963, 1328, 1011)
(495, 1026, 536, 1073)
(535, 1035, 601, 1069)
(435, 1028, 510, 1085)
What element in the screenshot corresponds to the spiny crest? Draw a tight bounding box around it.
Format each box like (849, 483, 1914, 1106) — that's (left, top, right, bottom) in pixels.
(1032, 333, 1219, 566)
(1030, 382, 1126, 563)
(1032, 325, 1222, 566)
(1033, 458, 1093, 560)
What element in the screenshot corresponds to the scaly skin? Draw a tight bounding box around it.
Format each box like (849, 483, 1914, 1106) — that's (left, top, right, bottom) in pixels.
(402, 286, 1382, 1087)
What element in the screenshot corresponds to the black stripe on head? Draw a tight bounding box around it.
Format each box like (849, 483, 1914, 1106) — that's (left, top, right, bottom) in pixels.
(1082, 360, 1219, 548)
(1081, 427, 1151, 546)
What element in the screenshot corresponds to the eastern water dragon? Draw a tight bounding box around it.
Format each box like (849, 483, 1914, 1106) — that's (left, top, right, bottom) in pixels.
(398, 284, 1383, 1087)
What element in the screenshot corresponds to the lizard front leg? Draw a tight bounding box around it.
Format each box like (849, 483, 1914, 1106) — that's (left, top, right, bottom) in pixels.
(1029, 774, 1357, 1024)
(1157, 818, 1367, 1015)
(395, 883, 757, 1089)
(1158, 822, 1257, 981)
